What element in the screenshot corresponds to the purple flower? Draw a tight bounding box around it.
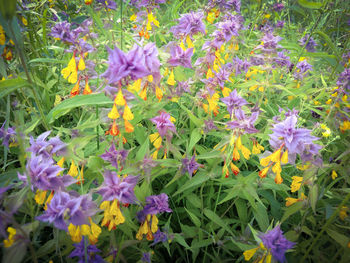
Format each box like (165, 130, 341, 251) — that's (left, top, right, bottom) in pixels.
(138, 0, 165, 7)
(27, 131, 66, 158)
(143, 193, 172, 215)
(255, 32, 282, 54)
(227, 111, 259, 134)
(141, 252, 151, 263)
(182, 155, 200, 177)
(67, 193, 98, 226)
(273, 3, 284, 12)
(69, 237, 104, 263)
(0, 122, 16, 149)
(18, 154, 75, 191)
(151, 229, 169, 246)
(143, 42, 161, 81)
(220, 89, 248, 117)
(209, 0, 241, 12)
(101, 45, 149, 84)
(100, 144, 128, 169)
(203, 119, 218, 133)
(170, 11, 206, 38)
(275, 20, 285, 29)
(150, 112, 176, 137)
(168, 46, 193, 68)
(49, 21, 79, 44)
(299, 34, 317, 52)
(294, 60, 312, 80)
(269, 114, 320, 156)
(96, 0, 117, 9)
(97, 170, 138, 204)
(36, 191, 71, 230)
(141, 156, 157, 176)
(274, 51, 291, 68)
(336, 68, 350, 92)
(232, 56, 251, 75)
(259, 225, 295, 263)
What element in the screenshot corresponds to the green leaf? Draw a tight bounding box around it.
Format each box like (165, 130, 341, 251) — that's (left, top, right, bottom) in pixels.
(187, 128, 202, 155)
(204, 208, 234, 236)
(185, 208, 201, 227)
(0, 78, 29, 98)
(173, 173, 210, 196)
(235, 198, 248, 223)
(326, 228, 349, 248)
(309, 184, 318, 214)
(281, 201, 304, 222)
(28, 58, 66, 64)
(252, 202, 269, 231)
(314, 30, 340, 59)
(46, 93, 113, 123)
(173, 233, 192, 250)
(177, 103, 203, 127)
(298, 0, 323, 9)
(135, 139, 149, 161)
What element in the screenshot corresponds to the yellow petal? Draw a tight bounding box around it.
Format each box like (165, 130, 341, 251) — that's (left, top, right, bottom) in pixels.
(35, 190, 47, 205)
(270, 149, 281, 163)
(151, 214, 158, 233)
(285, 197, 298, 207)
(180, 40, 186, 51)
(206, 68, 214, 79)
(259, 166, 269, 178)
(68, 160, 78, 177)
(114, 89, 126, 106)
(123, 104, 134, 120)
(272, 162, 282, 175)
(274, 172, 283, 184)
(167, 69, 176, 86)
(186, 35, 194, 49)
(108, 104, 120, 119)
(243, 247, 258, 261)
(155, 86, 163, 101)
(78, 57, 85, 71)
(291, 176, 303, 192)
(331, 170, 338, 180)
(241, 145, 251, 160)
(281, 150, 288, 164)
(130, 14, 137, 21)
(222, 87, 231, 97)
(124, 119, 134, 133)
(81, 224, 91, 236)
(57, 157, 65, 168)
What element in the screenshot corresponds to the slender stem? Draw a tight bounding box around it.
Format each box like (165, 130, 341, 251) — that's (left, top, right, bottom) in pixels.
(8, 19, 50, 130)
(96, 106, 100, 150)
(120, 0, 124, 50)
(301, 191, 350, 262)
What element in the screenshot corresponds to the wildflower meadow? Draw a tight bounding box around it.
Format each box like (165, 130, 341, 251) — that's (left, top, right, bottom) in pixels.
(0, 0, 350, 262)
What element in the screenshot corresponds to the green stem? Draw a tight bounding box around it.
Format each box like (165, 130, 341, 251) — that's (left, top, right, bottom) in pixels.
(96, 106, 100, 150)
(301, 191, 350, 262)
(8, 19, 50, 130)
(120, 0, 124, 50)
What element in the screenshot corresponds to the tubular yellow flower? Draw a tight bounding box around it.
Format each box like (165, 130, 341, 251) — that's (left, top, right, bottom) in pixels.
(114, 89, 126, 106)
(331, 170, 338, 180)
(123, 104, 134, 121)
(108, 104, 120, 119)
(4, 227, 16, 248)
(167, 69, 176, 86)
(290, 176, 303, 192)
(68, 160, 78, 177)
(243, 247, 259, 261)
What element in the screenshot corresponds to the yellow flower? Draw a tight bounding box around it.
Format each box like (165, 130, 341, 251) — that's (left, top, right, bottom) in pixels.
(123, 104, 134, 121)
(0, 25, 5, 45)
(155, 86, 163, 101)
(61, 55, 78, 84)
(243, 247, 259, 261)
(150, 133, 162, 149)
(167, 69, 176, 86)
(108, 104, 120, 119)
(68, 160, 78, 177)
(339, 206, 348, 221)
(290, 176, 303, 192)
(114, 89, 126, 106)
(35, 189, 47, 205)
(206, 68, 214, 79)
(331, 170, 338, 180)
(4, 227, 16, 247)
(130, 13, 137, 21)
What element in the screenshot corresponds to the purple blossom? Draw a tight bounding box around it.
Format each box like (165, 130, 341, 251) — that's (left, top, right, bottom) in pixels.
(208, 0, 241, 12)
(299, 34, 317, 52)
(37, 191, 98, 230)
(203, 119, 218, 133)
(269, 114, 321, 156)
(49, 21, 79, 44)
(259, 225, 295, 263)
(182, 155, 200, 177)
(274, 51, 291, 68)
(138, 0, 166, 7)
(36, 191, 71, 230)
(150, 112, 176, 137)
(143, 42, 161, 81)
(232, 56, 251, 75)
(294, 60, 312, 80)
(26, 131, 66, 158)
(141, 156, 157, 176)
(143, 193, 172, 215)
(220, 89, 248, 117)
(168, 46, 193, 68)
(275, 20, 285, 29)
(273, 3, 284, 12)
(18, 154, 75, 191)
(97, 170, 138, 204)
(255, 32, 282, 54)
(96, 0, 117, 9)
(336, 68, 350, 92)
(69, 237, 104, 263)
(151, 229, 169, 246)
(170, 11, 206, 38)
(0, 122, 16, 149)
(227, 111, 259, 134)
(101, 44, 149, 84)
(100, 144, 128, 169)
(176, 80, 191, 96)
(141, 252, 151, 263)
(68, 193, 99, 226)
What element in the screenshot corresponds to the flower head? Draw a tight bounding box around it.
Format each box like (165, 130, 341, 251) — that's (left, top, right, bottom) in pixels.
(143, 193, 172, 216)
(220, 89, 248, 117)
(170, 11, 206, 38)
(97, 170, 138, 204)
(259, 225, 295, 263)
(182, 155, 200, 177)
(69, 237, 104, 263)
(227, 110, 259, 134)
(168, 46, 193, 68)
(100, 144, 128, 170)
(299, 34, 317, 52)
(150, 112, 176, 137)
(294, 60, 312, 80)
(0, 122, 16, 149)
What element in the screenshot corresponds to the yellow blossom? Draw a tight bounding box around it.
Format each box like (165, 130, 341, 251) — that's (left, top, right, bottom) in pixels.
(331, 170, 338, 180)
(243, 247, 259, 261)
(290, 176, 303, 192)
(114, 89, 126, 106)
(4, 227, 16, 247)
(68, 160, 78, 177)
(35, 189, 47, 205)
(108, 104, 120, 119)
(167, 69, 176, 86)
(123, 104, 134, 121)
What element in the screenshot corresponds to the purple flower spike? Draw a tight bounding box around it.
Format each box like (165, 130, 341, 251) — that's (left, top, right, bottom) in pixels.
(170, 11, 206, 38)
(294, 60, 312, 80)
(259, 225, 295, 263)
(69, 237, 104, 263)
(299, 34, 317, 52)
(0, 122, 16, 149)
(182, 155, 200, 177)
(227, 111, 259, 134)
(150, 112, 176, 137)
(143, 193, 172, 215)
(220, 89, 248, 117)
(97, 170, 138, 204)
(168, 46, 193, 68)
(67, 193, 98, 226)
